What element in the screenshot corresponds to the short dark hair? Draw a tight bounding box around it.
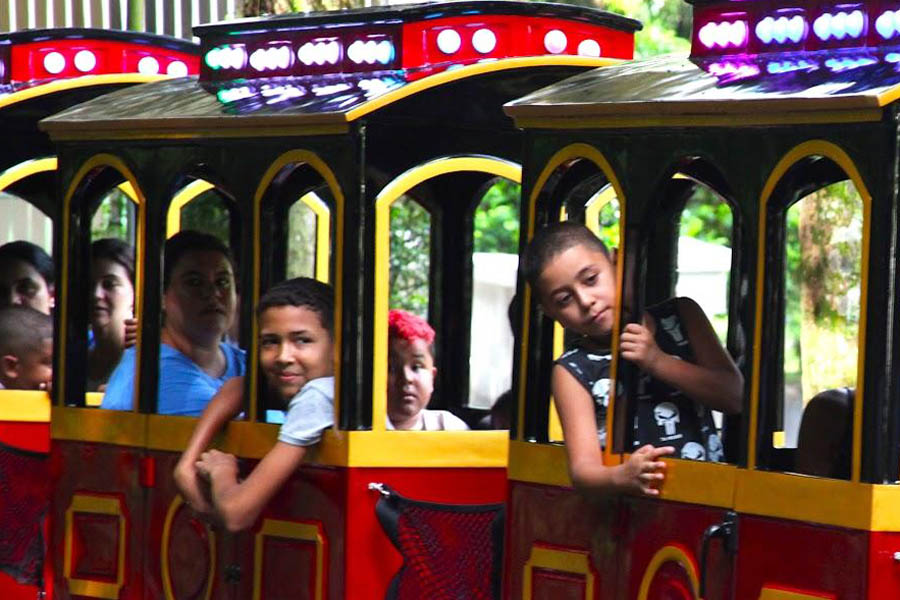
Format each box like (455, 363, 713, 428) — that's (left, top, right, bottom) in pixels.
(0, 306, 52, 357)
(257, 277, 334, 335)
(0, 241, 54, 287)
(521, 222, 610, 288)
(92, 238, 135, 284)
(164, 230, 234, 291)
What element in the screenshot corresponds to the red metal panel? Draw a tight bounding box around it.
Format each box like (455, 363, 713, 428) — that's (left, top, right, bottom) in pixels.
(504, 481, 621, 600)
(345, 467, 507, 599)
(734, 515, 867, 599)
(620, 497, 733, 600)
(868, 532, 900, 597)
(0, 422, 50, 452)
(49, 440, 146, 600)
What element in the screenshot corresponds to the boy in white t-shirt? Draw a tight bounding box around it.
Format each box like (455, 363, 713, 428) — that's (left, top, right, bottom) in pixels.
(386, 309, 468, 431)
(174, 277, 334, 532)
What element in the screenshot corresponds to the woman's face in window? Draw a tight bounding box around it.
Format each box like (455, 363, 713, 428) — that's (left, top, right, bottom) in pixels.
(0, 258, 53, 315)
(164, 250, 236, 345)
(91, 258, 134, 331)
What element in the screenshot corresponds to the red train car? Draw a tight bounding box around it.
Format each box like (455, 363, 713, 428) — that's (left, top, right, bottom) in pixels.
(35, 3, 639, 599)
(503, 0, 900, 598)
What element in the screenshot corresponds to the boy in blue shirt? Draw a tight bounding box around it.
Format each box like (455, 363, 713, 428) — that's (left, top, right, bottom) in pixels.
(174, 277, 334, 531)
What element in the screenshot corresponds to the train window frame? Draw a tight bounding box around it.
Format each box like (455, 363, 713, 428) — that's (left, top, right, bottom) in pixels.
(621, 167, 741, 465)
(752, 147, 871, 483)
(252, 152, 343, 427)
(372, 155, 521, 433)
(517, 144, 627, 470)
(58, 156, 148, 411)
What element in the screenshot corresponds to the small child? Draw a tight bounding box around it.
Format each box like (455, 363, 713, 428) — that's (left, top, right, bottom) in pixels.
(174, 277, 334, 531)
(521, 222, 742, 496)
(0, 306, 53, 391)
(387, 309, 468, 431)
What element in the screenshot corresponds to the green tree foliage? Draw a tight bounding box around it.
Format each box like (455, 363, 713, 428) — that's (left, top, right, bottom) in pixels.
(679, 187, 732, 246)
(598, 0, 691, 58)
(91, 189, 135, 242)
(473, 179, 520, 254)
(389, 196, 431, 316)
(180, 191, 232, 246)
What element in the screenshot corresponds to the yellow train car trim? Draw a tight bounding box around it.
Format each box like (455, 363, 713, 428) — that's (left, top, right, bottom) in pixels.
(637, 545, 699, 600)
(520, 143, 625, 466)
(166, 179, 215, 238)
(47, 123, 350, 141)
(750, 141, 871, 482)
(52, 406, 147, 446)
(0, 390, 50, 422)
(161, 496, 215, 600)
(522, 543, 595, 600)
(345, 56, 619, 123)
(253, 519, 325, 600)
(299, 191, 332, 283)
(63, 493, 127, 599)
(513, 109, 882, 131)
(508, 440, 572, 487)
(759, 586, 835, 599)
(252, 150, 345, 424)
(0, 157, 57, 193)
(59, 154, 146, 410)
(373, 156, 521, 432)
(0, 73, 168, 111)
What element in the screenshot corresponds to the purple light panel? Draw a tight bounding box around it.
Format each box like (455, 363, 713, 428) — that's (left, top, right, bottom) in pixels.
(698, 20, 749, 49)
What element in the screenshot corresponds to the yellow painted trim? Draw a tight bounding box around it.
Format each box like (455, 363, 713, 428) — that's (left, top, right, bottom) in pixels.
(522, 544, 594, 600)
(637, 545, 699, 600)
(252, 150, 345, 424)
(59, 154, 146, 409)
(374, 156, 521, 432)
(0, 73, 168, 111)
(85, 392, 103, 407)
(759, 587, 835, 599)
(63, 493, 127, 599)
(0, 390, 50, 421)
(750, 141, 871, 483)
(519, 144, 625, 465)
(166, 180, 215, 238)
(513, 109, 882, 131)
(300, 191, 332, 283)
(654, 457, 736, 508)
(161, 496, 215, 600)
(508, 440, 571, 487)
(51, 406, 148, 446)
(0, 157, 57, 193)
(253, 519, 325, 600)
(346, 56, 619, 123)
(47, 123, 350, 142)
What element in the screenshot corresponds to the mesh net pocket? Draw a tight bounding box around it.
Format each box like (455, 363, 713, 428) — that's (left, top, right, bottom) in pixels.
(374, 484, 504, 600)
(0, 440, 49, 586)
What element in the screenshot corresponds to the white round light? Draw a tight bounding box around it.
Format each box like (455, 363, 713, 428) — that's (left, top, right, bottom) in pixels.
(363, 40, 378, 64)
(814, 14, 831, 40)
(876, 11, 895, 39)
(729, 21, 748, 46)
(786, 16, 806, 43)
(544, 29, 567, 54)
(846, 10, 865, 38)
(74, 50, 97, 73)
(326, 41, 341, 65)
(138, 56, 160, 75)
(773, 16, 788, 43)
(471, 28, 497, 54)
(166, 60, 188, 77)
(577, 39, 601, 57)
(43, 51, 66, 75)
(436, 28, 462, 55)
(375, 40, 394, 65)
(832, 12, 847, 40)
(894, 9, 900, 34)
(756, 17, 774, 44)
(698, 22, 717, 48)
(347, 40, 364, 64)
(298, 43, 314, 66)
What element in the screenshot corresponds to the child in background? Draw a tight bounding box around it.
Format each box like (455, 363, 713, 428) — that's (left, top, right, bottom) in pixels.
(0, 306, 53, 391)
(174, 277, 334, 532)
(521, 222, 742, 496)
(387, 309, 468, 431)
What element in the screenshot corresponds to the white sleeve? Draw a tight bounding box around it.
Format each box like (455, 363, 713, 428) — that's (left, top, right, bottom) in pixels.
(278, 377, 335, 447)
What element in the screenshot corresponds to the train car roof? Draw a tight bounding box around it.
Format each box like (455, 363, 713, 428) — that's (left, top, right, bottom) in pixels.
(504, 53, 900, 127)
(39, 57, 617, 139)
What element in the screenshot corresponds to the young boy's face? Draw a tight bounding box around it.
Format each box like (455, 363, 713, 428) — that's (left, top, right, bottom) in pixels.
(536, 244, 616, 339)
(259, 305, 334, 400)
(387, 337, 436, 427)
(2, 338, 53, 390)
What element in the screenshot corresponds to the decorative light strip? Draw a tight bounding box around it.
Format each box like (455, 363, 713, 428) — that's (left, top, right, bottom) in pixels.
(756, 14, 807, 45)
(875, 9, 900, 39)
(813, 9, 867, 41)
(698, 20, 749, 49)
